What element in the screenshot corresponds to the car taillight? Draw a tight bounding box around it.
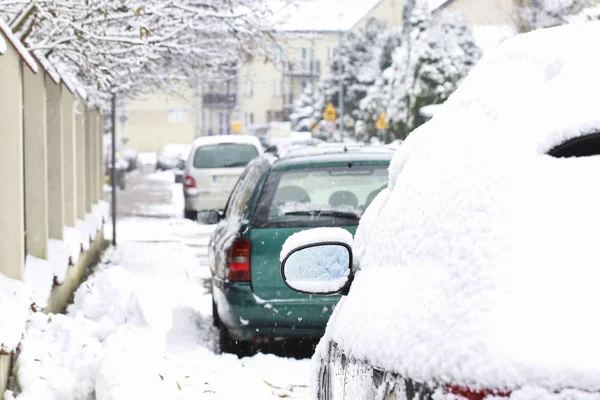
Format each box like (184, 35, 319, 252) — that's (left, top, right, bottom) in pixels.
(226, 238, 250, 281)
(445, 385, 510, 400)
(184, 175, 196, 188)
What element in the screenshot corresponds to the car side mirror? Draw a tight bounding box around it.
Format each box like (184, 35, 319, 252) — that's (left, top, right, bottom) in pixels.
(281, 243, 353, 295)
(197, 210, 222, 225)
(265, 145, 279, 155)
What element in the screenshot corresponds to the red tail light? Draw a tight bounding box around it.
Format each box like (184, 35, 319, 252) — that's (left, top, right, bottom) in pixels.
(184, 175, 196, 188)
(445, 385, 510, 400)
(227, 238, 250, 281)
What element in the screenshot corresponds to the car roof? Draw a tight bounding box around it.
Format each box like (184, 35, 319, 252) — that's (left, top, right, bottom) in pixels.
(271, 144, 394, 170)
(192, 135, 262, 148)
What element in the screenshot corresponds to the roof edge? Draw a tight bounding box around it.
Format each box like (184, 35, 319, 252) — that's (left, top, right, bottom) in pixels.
(0, 18, 39, 73)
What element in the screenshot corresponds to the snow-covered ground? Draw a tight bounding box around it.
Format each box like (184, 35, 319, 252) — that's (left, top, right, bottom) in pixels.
(7, 171, 311, 400)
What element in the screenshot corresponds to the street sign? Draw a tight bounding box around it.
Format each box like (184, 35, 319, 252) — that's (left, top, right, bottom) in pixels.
(323, 103, 337, 122)
(375, 112, 389, 130)
(232, 121, 242, 134)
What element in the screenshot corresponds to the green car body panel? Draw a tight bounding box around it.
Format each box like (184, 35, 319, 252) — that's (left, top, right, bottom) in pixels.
(211, 149, 392, 342)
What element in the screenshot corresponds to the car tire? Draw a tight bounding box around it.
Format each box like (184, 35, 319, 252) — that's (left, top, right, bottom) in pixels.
(212, 299, 220, 328)
(219, 324, 251, 357)
(184, 209, 197, 221)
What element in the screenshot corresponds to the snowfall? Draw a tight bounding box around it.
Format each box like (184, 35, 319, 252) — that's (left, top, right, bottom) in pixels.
(4, 171, 310, 400)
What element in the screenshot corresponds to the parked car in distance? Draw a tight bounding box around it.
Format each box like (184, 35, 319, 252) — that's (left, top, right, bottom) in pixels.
(156, 143, 190, 171)
(279, 23, 600, 399)
(183, 135, 263, 220)
(199, 145, 393, 355)
(174, 144, 192, 183)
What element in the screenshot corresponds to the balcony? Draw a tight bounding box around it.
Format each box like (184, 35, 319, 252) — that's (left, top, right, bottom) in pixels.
(202, 93, 237, 109)
(284, 60, 321, 77)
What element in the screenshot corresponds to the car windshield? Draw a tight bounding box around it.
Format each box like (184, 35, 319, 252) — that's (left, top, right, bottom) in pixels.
(254, 165, 388, 228)
(193, 143, 259, 169)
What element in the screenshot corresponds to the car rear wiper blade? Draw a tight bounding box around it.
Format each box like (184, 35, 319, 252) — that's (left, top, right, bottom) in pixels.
(282, 210, 360, 219)
(223, 161, 249, 168)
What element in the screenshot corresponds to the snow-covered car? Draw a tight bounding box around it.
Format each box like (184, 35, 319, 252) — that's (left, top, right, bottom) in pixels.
(280, 23, 600, 399)
(156, 143, 190, 171)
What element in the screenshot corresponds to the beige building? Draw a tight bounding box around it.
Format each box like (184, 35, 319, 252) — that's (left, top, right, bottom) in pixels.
(118, 93, 198, 152)
(124, 0, 519, 144)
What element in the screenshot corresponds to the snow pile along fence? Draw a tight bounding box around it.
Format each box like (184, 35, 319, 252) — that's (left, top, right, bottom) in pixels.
(0, 275, 31, 354)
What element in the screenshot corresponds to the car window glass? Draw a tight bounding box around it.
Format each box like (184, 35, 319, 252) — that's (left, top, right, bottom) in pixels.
(193, 143, 259, 169)
(225, 158, 268, 219)
(254, 166, 388, 228)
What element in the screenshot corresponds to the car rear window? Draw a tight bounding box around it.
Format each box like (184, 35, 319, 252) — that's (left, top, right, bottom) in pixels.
(193, 143, 259, 169)
(253, 165, 388, 228)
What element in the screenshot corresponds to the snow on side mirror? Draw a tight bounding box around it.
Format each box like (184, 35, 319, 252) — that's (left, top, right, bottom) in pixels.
(280, 228, 354, 296)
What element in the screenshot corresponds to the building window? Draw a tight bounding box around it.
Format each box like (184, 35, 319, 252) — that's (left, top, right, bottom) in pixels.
(328, 46, 337, 60)
(274, 79, 283, 97)
(168, 109, 187, 124)
(244, 79, 253, 97)
(219, 112, 226, 135)
(274, 47, 284, 63)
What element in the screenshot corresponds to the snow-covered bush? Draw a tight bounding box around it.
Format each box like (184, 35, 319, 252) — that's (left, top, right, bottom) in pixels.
(289, 85, 326, 137)
(360, 3, 481, 141)
(514, 0, 597, 32)
(319, 18, 390, 138)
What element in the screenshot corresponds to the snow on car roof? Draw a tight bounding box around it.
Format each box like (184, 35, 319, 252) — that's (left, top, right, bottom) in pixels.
(192, 135, 263, 148)
(319, 22, 600, 394)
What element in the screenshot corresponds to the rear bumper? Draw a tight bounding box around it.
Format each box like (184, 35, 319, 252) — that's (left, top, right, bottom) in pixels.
(213, 281, 339, 341)
(184, 192, 229, 211)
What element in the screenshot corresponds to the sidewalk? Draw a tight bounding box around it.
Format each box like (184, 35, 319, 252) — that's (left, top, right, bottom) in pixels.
(7, 171, 311, 399)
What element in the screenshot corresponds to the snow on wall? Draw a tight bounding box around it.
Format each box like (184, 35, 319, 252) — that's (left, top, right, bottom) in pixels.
(64, 227, 82, 264)
(0, 18, 38, 73)
(76, 220, 91, 251)
(48, 239, 70, 284)
(92, 203, 104, 231)
(317, 22, 600, 395)
(98, 200, 110, 224)
(0, 274, 31, 353)
(24, 255, 54, 311)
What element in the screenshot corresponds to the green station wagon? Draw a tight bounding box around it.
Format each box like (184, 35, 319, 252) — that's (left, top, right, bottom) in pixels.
(199, 145, 393, 354)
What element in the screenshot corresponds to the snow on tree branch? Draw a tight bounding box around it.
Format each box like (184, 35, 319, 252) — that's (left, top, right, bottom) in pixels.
(0, 0, 279, 110)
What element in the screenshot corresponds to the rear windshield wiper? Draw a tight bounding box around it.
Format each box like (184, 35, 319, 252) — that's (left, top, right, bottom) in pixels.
(282, 210, 360, 220)
(223, 161, 249, 168)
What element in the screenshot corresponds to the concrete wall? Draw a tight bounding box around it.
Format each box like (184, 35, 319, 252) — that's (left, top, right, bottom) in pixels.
(0, 32, 25, 282)
(62, 90, 77, 227)
(0, 27, 107, 396)
(23, 62, 49, 259)
(46, 76, 65, 240)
